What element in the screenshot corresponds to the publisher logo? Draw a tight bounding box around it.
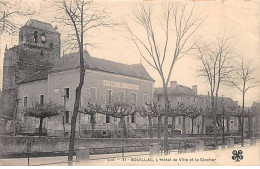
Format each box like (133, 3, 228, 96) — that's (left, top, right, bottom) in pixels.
(232, 150, 243, 162)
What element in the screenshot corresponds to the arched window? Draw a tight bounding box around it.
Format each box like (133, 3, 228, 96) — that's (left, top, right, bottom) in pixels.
(34, 31, 38, 43)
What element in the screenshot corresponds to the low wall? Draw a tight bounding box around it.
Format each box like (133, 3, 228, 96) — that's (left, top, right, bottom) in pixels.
(0, 136, 241, 158)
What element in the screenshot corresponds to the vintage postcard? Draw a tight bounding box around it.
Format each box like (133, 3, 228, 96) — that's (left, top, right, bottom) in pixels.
(0, 0, 259, 166)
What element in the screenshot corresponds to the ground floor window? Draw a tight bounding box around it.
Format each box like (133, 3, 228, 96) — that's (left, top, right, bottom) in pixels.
(24, 97, 27, 107)
(131, 114, 135, 123)
(230, 120, 234, 129)
(106, 114, 110, 123)
(65, 111, 70, 123)
(178, 117, 182, 125)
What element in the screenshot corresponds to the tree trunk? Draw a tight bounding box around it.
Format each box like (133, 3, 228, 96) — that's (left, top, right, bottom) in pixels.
(148, 116, 153, 138)
(121, 116, 127, 138)
(163, 84, 169, 155)
(238, 115, 242, 132)
(182, 115, 186, 138)
(248, 115, 252, 138)
(68, 25, 85, 164)
(222, 113, 225, 148)
(200, 116, 205, 136)
(39, 117, 43, 136)
(226, 116, 230, 133)
(241, 90, 245, 147)
(157, 115, 161, 138)
(91, 113, 95, 138)
(191, 118, 194, 136)
(171, 116, 175, 138)
(212, 94, 218, 146)
(218, 116, 223, 136)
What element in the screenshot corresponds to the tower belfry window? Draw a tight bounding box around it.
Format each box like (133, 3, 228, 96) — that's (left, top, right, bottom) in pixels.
(41, 33, 46, 43)
(34, 31, 38, 43)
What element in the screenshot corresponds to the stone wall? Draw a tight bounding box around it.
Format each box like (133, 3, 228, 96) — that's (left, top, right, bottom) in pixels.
(0, 136, 241, 157)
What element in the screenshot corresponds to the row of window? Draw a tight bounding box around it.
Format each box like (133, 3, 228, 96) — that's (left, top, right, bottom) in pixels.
(62, 87, 148, 104)
(175, 117, 236, 127)
(98, 88, 148, 104)
(23, 87, 148, 108)
(23, 95, 44, 107)
(64, 111, 135, 124)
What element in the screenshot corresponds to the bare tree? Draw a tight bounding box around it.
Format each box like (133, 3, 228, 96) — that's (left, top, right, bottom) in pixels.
(170, 103, 193, 138)
(169, 103, 203, 137)
(82, 104, 96, 138)
(186, 106, 202, 136)
(197, 35, 235, 146)
(50, 0, 113, 164)
(200, 106, 211, 135)
(0, 0, 35, 35)
(139, 103, 160, 138)
(23, 102, 62, 136)
(87, 102, 138, 138)
(168, 103, 179, 138)
(125, 1, 204, 154)
(227, 57, 259, 146)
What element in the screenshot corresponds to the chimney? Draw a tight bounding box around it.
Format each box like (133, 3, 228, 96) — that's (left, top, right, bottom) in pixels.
(170, 81, 177, 88)
(192, 85, 197, 94)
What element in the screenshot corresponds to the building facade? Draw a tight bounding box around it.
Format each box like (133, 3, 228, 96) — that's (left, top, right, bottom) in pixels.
(154, 81, 208, 136)
(153, 81, 245, 136)
(4, 19, 154, 137)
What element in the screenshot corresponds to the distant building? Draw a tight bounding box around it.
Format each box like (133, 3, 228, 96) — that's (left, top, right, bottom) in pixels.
(154, 81, 246, 136)
(200, 95, 240, 134)
(2, 19, 154, 137)
(154, 81, 208, 135)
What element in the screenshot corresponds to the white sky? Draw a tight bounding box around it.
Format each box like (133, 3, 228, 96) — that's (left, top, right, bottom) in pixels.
(0, 0, 259, 107)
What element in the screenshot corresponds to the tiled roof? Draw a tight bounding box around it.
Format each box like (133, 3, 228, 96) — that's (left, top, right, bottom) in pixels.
(154, 85, 198, 97)
(200, 95, 238, 107)
(22, 19, 58, 33)
(50, 51, 154, 82)
(18, 70, 49, 84)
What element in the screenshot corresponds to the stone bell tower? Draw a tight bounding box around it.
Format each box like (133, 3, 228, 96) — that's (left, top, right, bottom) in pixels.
(1, 19, 61, 116)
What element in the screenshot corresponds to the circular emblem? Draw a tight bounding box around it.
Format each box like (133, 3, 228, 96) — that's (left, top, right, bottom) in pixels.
(41, 35, 46, 42)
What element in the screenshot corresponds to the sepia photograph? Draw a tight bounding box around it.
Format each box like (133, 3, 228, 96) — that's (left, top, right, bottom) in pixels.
(0, 0, 259, 166)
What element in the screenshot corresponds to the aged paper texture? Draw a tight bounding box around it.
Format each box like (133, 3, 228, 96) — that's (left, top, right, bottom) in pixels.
(0, 0, 259, 166)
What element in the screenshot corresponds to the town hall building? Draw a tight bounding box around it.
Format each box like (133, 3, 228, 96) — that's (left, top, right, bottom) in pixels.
(1, 19, 154, 137)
